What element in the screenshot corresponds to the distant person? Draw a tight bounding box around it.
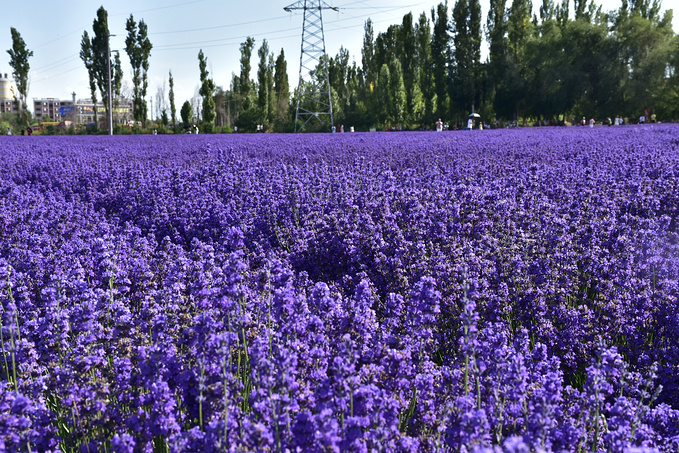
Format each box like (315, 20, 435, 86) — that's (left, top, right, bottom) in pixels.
(651, 113, 656, 123)
(589, 118, 595, 128)
(27, 127, 32, 135)
(581, 117, 586, 126)
(436, 119, 443, 132)
(639, 114, 645, 124)
(466, 118, 473, 130)
(6, 128, 11, 135)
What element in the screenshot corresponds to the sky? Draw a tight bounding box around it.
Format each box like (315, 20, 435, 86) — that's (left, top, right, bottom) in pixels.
(1, 0, 677, 116)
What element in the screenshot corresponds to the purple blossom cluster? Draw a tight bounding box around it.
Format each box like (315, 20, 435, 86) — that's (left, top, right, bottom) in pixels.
(0, 126, 678, 451)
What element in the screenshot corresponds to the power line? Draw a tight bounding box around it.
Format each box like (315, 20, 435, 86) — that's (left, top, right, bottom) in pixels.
(151, 4, 418, 52)
(110, 0, 210, 16)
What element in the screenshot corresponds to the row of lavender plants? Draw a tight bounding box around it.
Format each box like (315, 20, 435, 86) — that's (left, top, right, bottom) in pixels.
(1, 127, 678, 452)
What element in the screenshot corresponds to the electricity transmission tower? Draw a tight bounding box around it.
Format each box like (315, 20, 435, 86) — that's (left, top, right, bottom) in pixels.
(284, 0, 337, 132)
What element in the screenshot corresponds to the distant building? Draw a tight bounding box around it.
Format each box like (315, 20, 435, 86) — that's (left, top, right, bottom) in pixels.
(33, 98, 74, 122)
(32, 97, 134, 126)
(73, 98, 134, 126)
(0, 73, 14, 100)
(0, 73, 18, 114)
(0, 99, 17, 115)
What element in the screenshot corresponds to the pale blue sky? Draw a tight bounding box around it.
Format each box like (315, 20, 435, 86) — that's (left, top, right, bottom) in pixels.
(1, 0, 675, 115)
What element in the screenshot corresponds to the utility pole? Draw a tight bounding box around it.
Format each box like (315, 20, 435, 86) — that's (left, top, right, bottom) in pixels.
(284, 0, 337, 132)
(106, 33, 115, 135)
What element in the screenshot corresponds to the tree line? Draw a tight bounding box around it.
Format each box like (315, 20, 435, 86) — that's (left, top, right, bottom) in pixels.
(218, 0, 678, 131)
(5, 1, 678, 133)
(334, 0, 678, 130)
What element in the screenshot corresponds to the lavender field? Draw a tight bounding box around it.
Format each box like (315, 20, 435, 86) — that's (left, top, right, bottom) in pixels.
(1, 126, 678, 452)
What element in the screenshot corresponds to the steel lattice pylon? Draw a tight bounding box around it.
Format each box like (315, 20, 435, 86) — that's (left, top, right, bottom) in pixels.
(284, 0, 336, 132)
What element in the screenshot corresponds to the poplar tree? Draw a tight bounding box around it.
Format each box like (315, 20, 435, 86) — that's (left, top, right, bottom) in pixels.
(198, 49, 216, 129)
(377, 64, 390, 125)
(451, 0, 482, 116)
(416, 12, 435, 126)
(361, 19, 377, 116)
(7, 28, 33, 128)
(389, 58, 407, 124)
(398, 13, 417, 122)
(505, 0, 533, 119)
(180, 100, 192, 127)
(125, 15, 153, 128)
(239, 37, 256, 111)
(257, 39, 273, 124)
(80, 6, 122, 129)
(431, 2, 450, 120)
(274, 49, 290, 129)
(169, 70, 177, 126)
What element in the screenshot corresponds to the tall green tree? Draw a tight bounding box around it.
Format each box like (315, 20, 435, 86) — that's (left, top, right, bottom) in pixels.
(615, 5, 675, 118)
(239, 37, 256, 111)
(361, 19, 377, 119)
(180, 100, 192, 127)
(198, 49, 216, 129)
(377, 63, 391, 125)
(328, 46, 350, 124)
(125, 15, 153, 128)
(501, 0, 533, 119)
(274, 49, 290, 130)
(416, 12, 435, 126)
(257, 39, 273, 125)
(451, 0, 482, 117)
(486, 0, 509, 118)
(398, 13, 418, 123)
(7, 28, 33, 128)
(80, 6, 122, 129)
(389, 58, 407, 124)
(432, 2, 451, 120)
(267, 52, 275, 124)
(169, 70, 177, 126)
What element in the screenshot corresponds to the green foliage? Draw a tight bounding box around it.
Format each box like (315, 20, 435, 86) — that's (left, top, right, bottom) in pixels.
(198, 50, 216, 126)
(431, 2, 450, 119)
(257, 39, 274, 125)
(239, 37, 256, 111)
(416, 12, 435, 126)
(81, 1, 674, 133)
(169, 70, 177, 126)
(274, 49, 290, 129)
(80, 7, 123, 130)
(200, 122, 214, 134)
(7, 27, 33, 128)
(451, 0, 483, 118)
(389, 59, 407, 124)
(235, 106, 263, 132)
(180, 101, 192, 127)
(125, 15, 152, 128)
